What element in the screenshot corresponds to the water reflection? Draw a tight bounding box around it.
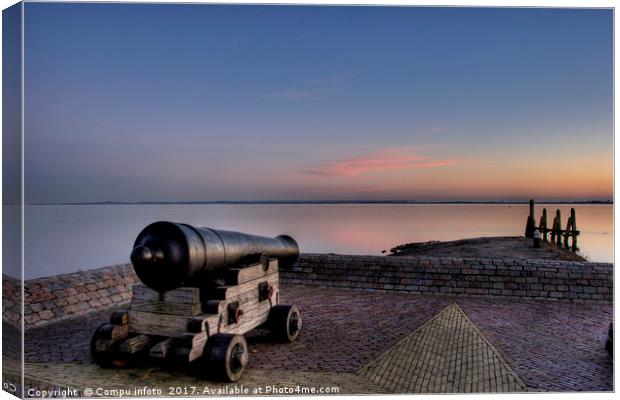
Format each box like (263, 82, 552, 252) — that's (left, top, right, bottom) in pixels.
(24, 204, 612, 278)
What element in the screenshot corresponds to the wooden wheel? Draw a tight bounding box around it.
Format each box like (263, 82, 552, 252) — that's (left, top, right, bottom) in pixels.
(90, 323, 129, 368)
(200, 334, 248, 382)
(268, 305, 301, 343)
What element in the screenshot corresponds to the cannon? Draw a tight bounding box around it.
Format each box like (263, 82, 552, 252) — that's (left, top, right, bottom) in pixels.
(130, 221, 299, 292)
(91, 221, 302, 382)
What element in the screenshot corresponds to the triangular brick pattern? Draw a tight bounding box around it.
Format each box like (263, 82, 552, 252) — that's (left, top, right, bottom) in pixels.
(358, 303, 527, 393)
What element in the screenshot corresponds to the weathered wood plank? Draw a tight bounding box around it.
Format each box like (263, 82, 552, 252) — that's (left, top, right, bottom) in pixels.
(213, 272, 279, 300)
(132, 284, 200, 304)
(171, 332, 208, 364)
(225, 259, 278, 285)
(119, 334, 151, 354)
(220, 283, 278, 306)
(217, 297, 274, 334)
(128, 310, 191, 337)
(130, 299, 202, 316)
(174, 344, 206, 364)
(222, 307, 271, 335)
(198, 303, 273, 336)
(128, 260, 281, 339)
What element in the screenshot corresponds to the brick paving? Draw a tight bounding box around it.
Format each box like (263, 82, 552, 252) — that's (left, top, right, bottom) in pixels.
(359, 304, 526, 393)
(24, 286, 452, 372)
(10, 285, 613, 395)
(245, 286, 452, 372)
(2, 318, 22, 361)
(459, 297, 613, 392)
(2, 358, 388, 397)
(24, 306, 127, 364)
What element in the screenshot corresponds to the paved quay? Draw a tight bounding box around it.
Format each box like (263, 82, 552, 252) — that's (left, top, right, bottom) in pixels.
(359, 304, 527, 393)
(12, 284, 613, 396)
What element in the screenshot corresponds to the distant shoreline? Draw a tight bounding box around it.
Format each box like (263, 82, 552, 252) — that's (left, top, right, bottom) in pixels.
(26, 200, 613, 206)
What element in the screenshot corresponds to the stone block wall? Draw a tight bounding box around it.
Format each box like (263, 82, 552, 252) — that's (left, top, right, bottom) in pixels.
(3, 264, 138, 328)
(3, 253, 613, 328)
(2, 275, 22, 326)
(281, 254, 613, 302)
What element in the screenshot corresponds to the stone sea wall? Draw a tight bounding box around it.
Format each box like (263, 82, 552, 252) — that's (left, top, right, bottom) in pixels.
(3, 253, 613, 328)
(281, 254, 613, 302)
(3, 264, 137, 328)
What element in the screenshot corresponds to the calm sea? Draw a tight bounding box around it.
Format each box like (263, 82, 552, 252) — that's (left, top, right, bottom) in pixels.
(10, 204, 614, 279)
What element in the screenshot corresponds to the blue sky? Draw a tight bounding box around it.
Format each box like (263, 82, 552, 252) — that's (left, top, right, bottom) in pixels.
(22, 4, 613, 202)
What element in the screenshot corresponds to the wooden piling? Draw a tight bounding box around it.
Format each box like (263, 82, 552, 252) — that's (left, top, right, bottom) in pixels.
(553, 210, 562, 245)
(526, 200, 579, 253)
(564, 217, 572, 249)
(539, 208, 548, 242)
(525, 199, 536, 238)
(571, 208, 579, 251)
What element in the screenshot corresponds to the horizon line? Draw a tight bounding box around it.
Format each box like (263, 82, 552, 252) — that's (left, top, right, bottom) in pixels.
(23, 199, 614, 206)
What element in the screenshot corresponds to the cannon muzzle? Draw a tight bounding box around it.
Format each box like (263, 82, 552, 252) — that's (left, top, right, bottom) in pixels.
(131, 221, 299, 292)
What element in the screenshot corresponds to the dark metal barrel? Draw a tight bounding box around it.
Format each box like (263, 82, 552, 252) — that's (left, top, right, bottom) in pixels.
(130, 221, 299, 292)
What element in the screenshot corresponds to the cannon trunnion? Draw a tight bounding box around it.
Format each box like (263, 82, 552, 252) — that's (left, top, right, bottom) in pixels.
(91, 222, 302, 382)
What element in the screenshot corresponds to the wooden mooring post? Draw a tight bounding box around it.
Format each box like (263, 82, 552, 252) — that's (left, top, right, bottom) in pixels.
(524, 199, 536, 238)
(570, 208, 579, 251)
(525, 199, 580, 252)
(553, 209, 562, 246)
(539, 208, 548, 242)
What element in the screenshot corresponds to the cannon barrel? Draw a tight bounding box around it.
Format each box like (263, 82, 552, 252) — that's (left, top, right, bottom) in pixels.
(130, 221, 299, 292)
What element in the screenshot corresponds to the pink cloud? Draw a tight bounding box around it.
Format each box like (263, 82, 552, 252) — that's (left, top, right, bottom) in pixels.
(302, 147, 461, 177)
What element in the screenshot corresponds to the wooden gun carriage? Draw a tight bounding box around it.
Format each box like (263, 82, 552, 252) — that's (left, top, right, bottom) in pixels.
(91, 222, 301, 382)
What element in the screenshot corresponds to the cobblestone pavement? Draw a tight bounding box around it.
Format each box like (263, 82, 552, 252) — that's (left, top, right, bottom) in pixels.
(246, 286, 452, 372)
(359, 304, 526, 393)
(24, 305, 127, 364)
(25, 286, 453, 372)
(2, 320, 21, 361)
(16, 285, 613, 394)
(458, 297, 613, 391)
(3, 358, 388, 397)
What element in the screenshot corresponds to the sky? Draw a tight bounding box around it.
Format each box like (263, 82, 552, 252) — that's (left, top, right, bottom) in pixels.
(21, 4, 613, 203)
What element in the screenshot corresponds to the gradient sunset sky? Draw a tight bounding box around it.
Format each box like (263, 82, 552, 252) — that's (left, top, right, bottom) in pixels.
(23, 4, 612, 203)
